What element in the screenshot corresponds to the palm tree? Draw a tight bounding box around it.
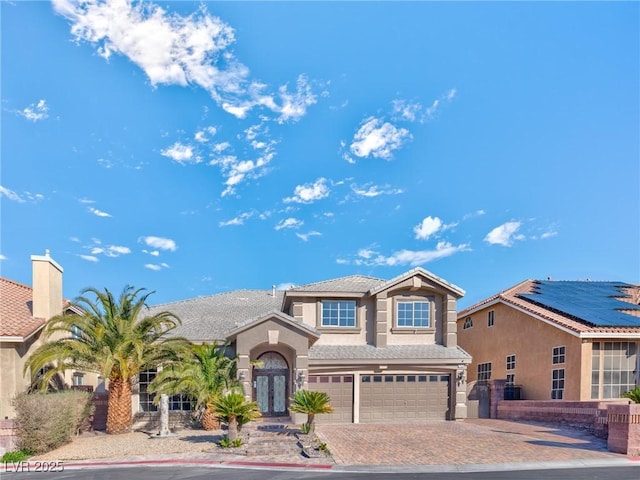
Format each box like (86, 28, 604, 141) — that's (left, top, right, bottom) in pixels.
(213, 392, 261, 442)
(149, 342, 239, 430)
(24, 286, 186, 434)
(289, 389, 333, 434)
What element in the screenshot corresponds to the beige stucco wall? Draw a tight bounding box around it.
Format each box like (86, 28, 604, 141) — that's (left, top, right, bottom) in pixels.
(297, 297, 371, 346)
(457, 303, 582, 400)
(0, 338, 37, 419)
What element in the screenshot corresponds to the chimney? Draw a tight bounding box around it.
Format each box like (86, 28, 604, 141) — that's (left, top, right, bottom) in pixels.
(30, 249, 63, 319)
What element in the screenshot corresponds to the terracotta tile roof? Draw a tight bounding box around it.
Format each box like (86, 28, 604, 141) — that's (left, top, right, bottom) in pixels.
(0, 277, 45, 338)
(458, 280, 640, 335)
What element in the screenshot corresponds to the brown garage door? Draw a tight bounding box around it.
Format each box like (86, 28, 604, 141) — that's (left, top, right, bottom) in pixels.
(360, 374, 449, 423)
(308, 375, 353, 423)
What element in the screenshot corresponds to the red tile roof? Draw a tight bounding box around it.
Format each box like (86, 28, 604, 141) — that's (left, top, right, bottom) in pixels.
(0, 277, 46, 338)
(458, 280, 640, 335)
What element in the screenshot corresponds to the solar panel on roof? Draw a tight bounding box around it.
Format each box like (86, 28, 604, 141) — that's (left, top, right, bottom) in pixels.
(518, 281, 640, 327)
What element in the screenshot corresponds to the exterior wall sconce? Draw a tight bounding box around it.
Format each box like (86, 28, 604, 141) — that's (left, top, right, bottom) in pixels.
(238, 371, 246, 381)
(456, 368, 466, 387)
(295, 370, 306, 389)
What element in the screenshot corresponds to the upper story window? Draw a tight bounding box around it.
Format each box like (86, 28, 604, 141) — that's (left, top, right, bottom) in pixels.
(506, 354, 516, 370)
(321, 300, 356, 327)
(552, 346, 566, 364)
(478, 362, 492, 383)
(397, 301, 430, 328)
(463, 317, 473, 329)
(487, 310, 495, 327)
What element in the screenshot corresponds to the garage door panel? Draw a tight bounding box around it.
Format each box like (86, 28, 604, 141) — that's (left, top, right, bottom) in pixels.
(360, 374, 449, 423)
(308, 375, 353, 423)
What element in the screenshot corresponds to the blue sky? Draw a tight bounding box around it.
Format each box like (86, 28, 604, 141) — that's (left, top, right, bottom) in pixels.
(1, 1, 638, 309)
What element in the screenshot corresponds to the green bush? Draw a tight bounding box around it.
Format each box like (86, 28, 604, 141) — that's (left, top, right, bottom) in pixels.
(1, 449, 32, 463)
(13, 391, 94, 454)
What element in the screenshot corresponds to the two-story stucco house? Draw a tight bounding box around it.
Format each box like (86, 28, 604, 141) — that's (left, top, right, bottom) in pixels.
(0, 251, 91, 419)
(457, 280, 640, 402)
(141, 267, 471, 423)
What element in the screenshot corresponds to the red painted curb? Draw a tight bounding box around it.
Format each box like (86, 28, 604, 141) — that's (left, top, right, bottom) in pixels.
(24, 459, 333, 470)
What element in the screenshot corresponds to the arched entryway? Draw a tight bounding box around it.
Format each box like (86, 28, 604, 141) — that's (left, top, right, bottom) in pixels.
(253, 352, 289, 417)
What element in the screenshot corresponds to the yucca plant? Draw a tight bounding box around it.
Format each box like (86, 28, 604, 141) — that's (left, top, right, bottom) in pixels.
(214, 392, 261, 442)
(150, 342, 239, 430)
(622, 386, 640, 403)
(24, 286, 187, 434)
(289, 389, 333, 434)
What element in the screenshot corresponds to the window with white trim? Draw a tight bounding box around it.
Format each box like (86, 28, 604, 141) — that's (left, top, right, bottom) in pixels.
(506, 354, 516, 370)
(72, 373, 84, 386)
(487, 310, 495, 327)
(591, 341, 637, 399)
(506, 373, 515, 386)
(321, 300, 356, 327)
(478, 362, 492, 383)
(552, 346, 566, 364)
(397, 301, 430, 328)
(139, 369, 194, 412)
(463, 317, 473, 329)
(551, 368, 565, 399)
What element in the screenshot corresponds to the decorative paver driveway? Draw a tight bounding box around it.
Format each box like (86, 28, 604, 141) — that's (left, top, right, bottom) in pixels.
(315, 419, 626, 466)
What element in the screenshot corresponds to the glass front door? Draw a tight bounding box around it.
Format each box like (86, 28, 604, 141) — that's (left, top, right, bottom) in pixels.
(254, 371, 288, 416)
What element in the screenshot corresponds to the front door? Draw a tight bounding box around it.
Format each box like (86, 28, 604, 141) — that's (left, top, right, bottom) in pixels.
(253, 352, 289, 417)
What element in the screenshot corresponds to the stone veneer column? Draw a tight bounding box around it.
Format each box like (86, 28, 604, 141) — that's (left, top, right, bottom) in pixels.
(443, 294, 457, 347)
(454, 366, 468, 420)
(237, 353, 251, 400)
(375, 293, 387, 348)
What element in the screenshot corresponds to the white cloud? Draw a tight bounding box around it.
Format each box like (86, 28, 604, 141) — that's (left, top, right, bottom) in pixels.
(275, 217, 303, 231)
(79, 198, 95, 204)
(353, 241, 471, 267)
(462, 209, 486, 220)
(276, 282, 295, 290)
(296, 231, 321, 242)
(51, 1, 316, 122)
(142, 249, 160, 256)
(145, 262, 170, 271)
(88, 244, 131, 258)
(19, 99, 49, 122)
(161, 142, 198, 164)
(219, 211, 255, 227)
(78, 254, 99, 262)
(391, 99, 422, 122)
(88, 207, 112, 217)
(0, 254, 7, 261)
(413, 216, 443, 240)
(485, 221, 524, 247)
(139, 236, 177, 251)
(541, 230, 558, 239)
(194, 126, 217, 143)
(349, 117, 411, 160)
(284, 178, 330, 204)
(351, 183, 404, 198)
(0, 186, 25, 203)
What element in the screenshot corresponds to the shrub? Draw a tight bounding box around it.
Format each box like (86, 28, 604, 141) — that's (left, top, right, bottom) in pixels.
(1, 449, 32, 463)
(13, 391, 94, 454)
(622, 386, 640, 403)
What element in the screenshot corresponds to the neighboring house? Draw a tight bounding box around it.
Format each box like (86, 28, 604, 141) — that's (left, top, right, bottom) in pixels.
(140, 267, 471, 423)
(457, 280, 640, 402)
(0, 251, 92, 419)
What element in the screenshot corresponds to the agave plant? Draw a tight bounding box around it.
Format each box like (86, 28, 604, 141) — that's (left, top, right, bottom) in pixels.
(622, 386, 640, 403)
(289, 389, 333, 434)
(213, 392, 261, 442)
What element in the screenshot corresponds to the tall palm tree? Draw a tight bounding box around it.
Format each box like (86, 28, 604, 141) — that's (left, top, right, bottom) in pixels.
(213, 392, 261, 442)
(289, 389, 333, 434)
(149, 342, 239, 430)
(24, 286, 186, 434)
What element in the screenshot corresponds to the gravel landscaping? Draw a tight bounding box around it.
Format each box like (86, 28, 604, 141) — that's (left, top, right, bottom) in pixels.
(31, 428, 227, 461)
